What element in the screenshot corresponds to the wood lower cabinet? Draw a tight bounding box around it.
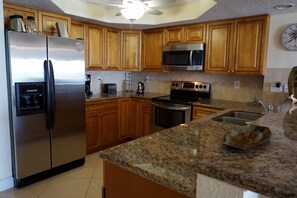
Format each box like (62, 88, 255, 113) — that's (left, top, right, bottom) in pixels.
(192, 106, 222, 120)
(121, 30, 142, 71)
(86, 99, 119, 153)
(131, 98, 152, 138)
(142, 29, 164, 71)
(119, 98, 131, 139)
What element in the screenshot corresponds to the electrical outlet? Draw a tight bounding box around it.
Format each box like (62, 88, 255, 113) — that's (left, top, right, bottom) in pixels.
(234, 81, 240, 89)
(97, 75, 101, 80)
(270, 82, 282, 93)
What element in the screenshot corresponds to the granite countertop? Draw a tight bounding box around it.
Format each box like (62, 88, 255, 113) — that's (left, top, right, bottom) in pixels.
(98, 101, 297, 198)
(85, 91, 167, 102)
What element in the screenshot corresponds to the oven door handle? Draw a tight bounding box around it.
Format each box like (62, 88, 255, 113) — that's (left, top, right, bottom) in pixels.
(152, 101, 191, 111)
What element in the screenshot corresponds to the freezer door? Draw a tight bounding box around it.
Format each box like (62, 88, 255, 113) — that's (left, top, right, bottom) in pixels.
(6, 31, 51, 179)
(47, 36, 86, 167)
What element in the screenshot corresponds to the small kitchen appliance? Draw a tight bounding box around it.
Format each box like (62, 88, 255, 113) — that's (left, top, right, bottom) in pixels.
(136, 81, 145, 94)
(103, 83, 117, 94)
(85, 74, 93, 96)
(9, 15, 26, 32)
(152, 81, 211, 132)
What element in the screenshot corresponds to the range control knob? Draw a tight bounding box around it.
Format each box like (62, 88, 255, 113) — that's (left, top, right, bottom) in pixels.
(171, 83, 175, 87)
(195, 85, 199, 89)
(199, 85, 203, 88)
(203, 85, 207, 89)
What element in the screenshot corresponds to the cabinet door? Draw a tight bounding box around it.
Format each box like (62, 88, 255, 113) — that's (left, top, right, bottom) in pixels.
(141, 100, 152, 137)
(131, 99, 142, 138)
(86, 111, 100, 154)
(105, 28, 121, 70)
(184, 24, 205, 43)
(119, 98, 131, 139)
(164, 26, 184, 45)
(233, 16, 269, 75)
(121, 30, 142, 71)
(205, 21, 234, 74)
(142, 29, 164, 71)
(85, 25, 104, 70)
(70, 21, 84, 39)
(3, 2, 38, 30)
(38, 11, 71, 36)
(99, 110, 119, 145)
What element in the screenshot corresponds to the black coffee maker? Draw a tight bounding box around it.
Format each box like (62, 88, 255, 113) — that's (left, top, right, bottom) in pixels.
(85, 74, 93, 96)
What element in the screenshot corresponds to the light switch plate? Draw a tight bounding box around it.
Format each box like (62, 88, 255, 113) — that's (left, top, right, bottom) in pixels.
(234, 81, 240, 89)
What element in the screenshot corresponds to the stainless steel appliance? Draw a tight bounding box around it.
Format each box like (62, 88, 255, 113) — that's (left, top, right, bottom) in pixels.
(85, 74, 93, 96)
(162, 44, 205, 71)
(5, 31, 86, 187)
(136, 81, 145, 94)
(103, 83, 117, 94)
(152, 81, 211, 132)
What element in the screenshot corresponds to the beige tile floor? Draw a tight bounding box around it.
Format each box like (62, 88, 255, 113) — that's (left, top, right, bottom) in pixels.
(0, 152, 103, 198)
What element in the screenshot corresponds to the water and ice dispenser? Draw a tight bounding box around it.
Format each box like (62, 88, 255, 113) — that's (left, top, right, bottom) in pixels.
(15, 82, 46, 116)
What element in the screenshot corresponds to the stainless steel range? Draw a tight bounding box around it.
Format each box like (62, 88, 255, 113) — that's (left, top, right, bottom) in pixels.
(152, 81, 211, 132)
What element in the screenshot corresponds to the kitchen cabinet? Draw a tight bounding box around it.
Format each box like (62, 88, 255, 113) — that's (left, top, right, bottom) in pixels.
(205, 15, 269, 75)
(164, 24, 205, 45)
(119, 98, 131, 139)
(70, 21, 84, 39)
(205, 20, 234, 74)
(192, 106, 222, 120)
(38, 11, 71, 36)
(131, 98, 152, 138)
(121, 30, 142, 71)
(3, 2, 38, 30)
(85, 99, 119, 153)
(142, 29, 164, 71)
(85, 24, 105, 70)
(105, 28, 121, 70)
(233, 15, 269, 75)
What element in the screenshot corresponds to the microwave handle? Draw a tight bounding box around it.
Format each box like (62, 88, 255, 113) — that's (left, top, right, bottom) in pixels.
(189, 51, 193, 65)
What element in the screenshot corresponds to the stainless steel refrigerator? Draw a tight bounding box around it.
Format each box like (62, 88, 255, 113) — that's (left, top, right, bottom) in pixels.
(5, 31, 86, 187)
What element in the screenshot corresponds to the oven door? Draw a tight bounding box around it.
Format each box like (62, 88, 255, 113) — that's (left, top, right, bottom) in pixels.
(152, 101, 191, 132)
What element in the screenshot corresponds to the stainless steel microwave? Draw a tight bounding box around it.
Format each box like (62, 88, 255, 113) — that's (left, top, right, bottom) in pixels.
(162, 43, 205, 71)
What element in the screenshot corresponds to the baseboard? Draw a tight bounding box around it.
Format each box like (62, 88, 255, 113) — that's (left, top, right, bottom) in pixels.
(0, 176, 14, 192)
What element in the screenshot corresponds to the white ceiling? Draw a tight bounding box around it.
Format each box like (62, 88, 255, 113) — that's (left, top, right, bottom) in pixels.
(4, 0, 297, 29)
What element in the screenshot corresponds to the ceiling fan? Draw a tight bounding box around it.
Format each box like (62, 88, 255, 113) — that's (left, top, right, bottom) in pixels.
(86, 0, 175, 21)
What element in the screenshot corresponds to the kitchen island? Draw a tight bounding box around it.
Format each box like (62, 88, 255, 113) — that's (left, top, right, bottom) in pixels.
(99, 101, 297, 198)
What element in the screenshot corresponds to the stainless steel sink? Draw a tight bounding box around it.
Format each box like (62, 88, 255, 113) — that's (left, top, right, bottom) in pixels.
(212, 111, 262, 126)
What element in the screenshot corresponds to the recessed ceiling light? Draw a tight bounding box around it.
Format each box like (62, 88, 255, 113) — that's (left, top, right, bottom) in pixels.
(273, 4, 295, 10)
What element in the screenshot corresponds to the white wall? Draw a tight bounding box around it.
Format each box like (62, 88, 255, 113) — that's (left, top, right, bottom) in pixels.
(0, 0, 14, 191)
(266, 12, 297, 69)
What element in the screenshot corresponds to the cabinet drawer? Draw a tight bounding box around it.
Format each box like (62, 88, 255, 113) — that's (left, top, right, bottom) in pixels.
(86, 100, 119, 111)
(192, 106, 222, 119)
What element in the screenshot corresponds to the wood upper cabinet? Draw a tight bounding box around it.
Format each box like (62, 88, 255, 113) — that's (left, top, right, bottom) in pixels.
(119, 98, 131, 139)
(164, 24, 205, 45)
(85, 24, 105, 70)
(121, 30, 142, 71)
(105, 28, 121, 70)
(38, 11, 71, 36)
(3, 2, 38, 30)
(233, 15, 269, 75)
(142, 29, 164, 71)
(70, 21, 84, 39)
(192, 106, 222, 120)
(205, 20, 234, 74)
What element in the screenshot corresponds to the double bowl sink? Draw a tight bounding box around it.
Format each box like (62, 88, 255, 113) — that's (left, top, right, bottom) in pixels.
(213, 111, 262, 126)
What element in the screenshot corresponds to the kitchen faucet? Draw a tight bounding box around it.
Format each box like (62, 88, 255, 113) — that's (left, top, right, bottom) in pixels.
(254, 99, 273, 114)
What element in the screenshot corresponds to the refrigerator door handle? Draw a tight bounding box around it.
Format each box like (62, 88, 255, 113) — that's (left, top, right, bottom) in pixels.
(44, 60, 51, 130)
(49, 60, 56, 129)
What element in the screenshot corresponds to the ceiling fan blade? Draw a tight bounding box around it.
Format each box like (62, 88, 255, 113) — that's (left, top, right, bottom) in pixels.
(145, 7, 163, 15)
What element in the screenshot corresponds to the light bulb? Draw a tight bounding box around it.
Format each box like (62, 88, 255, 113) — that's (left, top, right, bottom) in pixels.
(120, 5, 145, 21)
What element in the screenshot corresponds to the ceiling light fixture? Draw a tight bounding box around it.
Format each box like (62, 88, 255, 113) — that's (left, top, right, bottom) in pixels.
(120, 4, 145, 22)
(273, 4, 295, 10)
